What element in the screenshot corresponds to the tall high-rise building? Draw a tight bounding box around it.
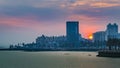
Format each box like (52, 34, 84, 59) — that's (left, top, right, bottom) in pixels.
(106, 23, 118, 39)
(66, 21, 79, 46)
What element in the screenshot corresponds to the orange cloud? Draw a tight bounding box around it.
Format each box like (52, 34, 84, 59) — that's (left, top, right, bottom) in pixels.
(60, 0, 90, 10)
(90, 2, 120, 8)
(60, 0, 120, 9)
(0, 16, 43, 30)
(70, 1, 88, 7)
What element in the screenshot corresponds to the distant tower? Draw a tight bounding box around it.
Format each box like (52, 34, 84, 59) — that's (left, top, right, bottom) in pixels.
(66, 21, 79, 46)
(106, 23, 118, 39)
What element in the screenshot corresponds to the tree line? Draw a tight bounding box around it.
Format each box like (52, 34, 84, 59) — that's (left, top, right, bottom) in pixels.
(107, 38, 120, 50)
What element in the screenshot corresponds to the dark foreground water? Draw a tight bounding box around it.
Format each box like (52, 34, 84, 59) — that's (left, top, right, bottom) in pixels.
(0, 51, 120, 68)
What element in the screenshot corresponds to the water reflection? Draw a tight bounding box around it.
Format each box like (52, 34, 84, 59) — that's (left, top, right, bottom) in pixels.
(0, 51, 120, 68)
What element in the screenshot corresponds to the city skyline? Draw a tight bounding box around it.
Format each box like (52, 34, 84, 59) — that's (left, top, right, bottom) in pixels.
(0, 0, 120, 47)
(9, 22, 120, 50)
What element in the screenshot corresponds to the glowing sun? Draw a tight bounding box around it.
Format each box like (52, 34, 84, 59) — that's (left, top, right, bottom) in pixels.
(88, 35, 93, 40)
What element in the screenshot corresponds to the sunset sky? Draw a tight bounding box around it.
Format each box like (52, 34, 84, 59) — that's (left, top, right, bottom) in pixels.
(0, 0, 120, 47)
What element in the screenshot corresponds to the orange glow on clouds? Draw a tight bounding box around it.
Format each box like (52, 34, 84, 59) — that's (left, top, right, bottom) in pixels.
(0, 16, 66, 36)
(60, 0, 120, 9)
(90, 2, 120, 8)
(67, 14, 105, 38)
(0, 14, 106, 38)
(0, 16, 42, 29)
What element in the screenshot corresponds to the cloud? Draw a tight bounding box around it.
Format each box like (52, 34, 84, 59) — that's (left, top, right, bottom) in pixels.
(90, 2, 120, 8)
(72, 5, 120, 21)
(0, 0, 67, 8)
(60, 0, 120, 9)
(0, 6, 68, 23)
(1, 0, 120, 46)
(0, 15, 66, 34)
(1, 0, 120, 32)
(1, 0, 120, 22)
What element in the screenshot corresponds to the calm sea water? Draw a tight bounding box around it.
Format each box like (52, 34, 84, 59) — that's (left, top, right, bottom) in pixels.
(0, 51, 120, 68)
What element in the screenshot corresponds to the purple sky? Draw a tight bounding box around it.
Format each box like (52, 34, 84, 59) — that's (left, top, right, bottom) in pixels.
(0, 0, 120, 47)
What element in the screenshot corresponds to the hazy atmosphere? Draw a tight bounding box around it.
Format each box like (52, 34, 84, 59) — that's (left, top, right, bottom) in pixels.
(1, 0, 120, 47)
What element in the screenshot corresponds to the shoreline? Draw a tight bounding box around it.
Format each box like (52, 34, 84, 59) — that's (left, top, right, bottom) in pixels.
(0, 48, 98, 52)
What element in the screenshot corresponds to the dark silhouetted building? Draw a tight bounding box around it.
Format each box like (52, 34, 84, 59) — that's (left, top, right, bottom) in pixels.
(106, 23, 118, 39)
(66, 21, 79, 47)
(93, 31, 106, 42)
(93, 31, 106, 47)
